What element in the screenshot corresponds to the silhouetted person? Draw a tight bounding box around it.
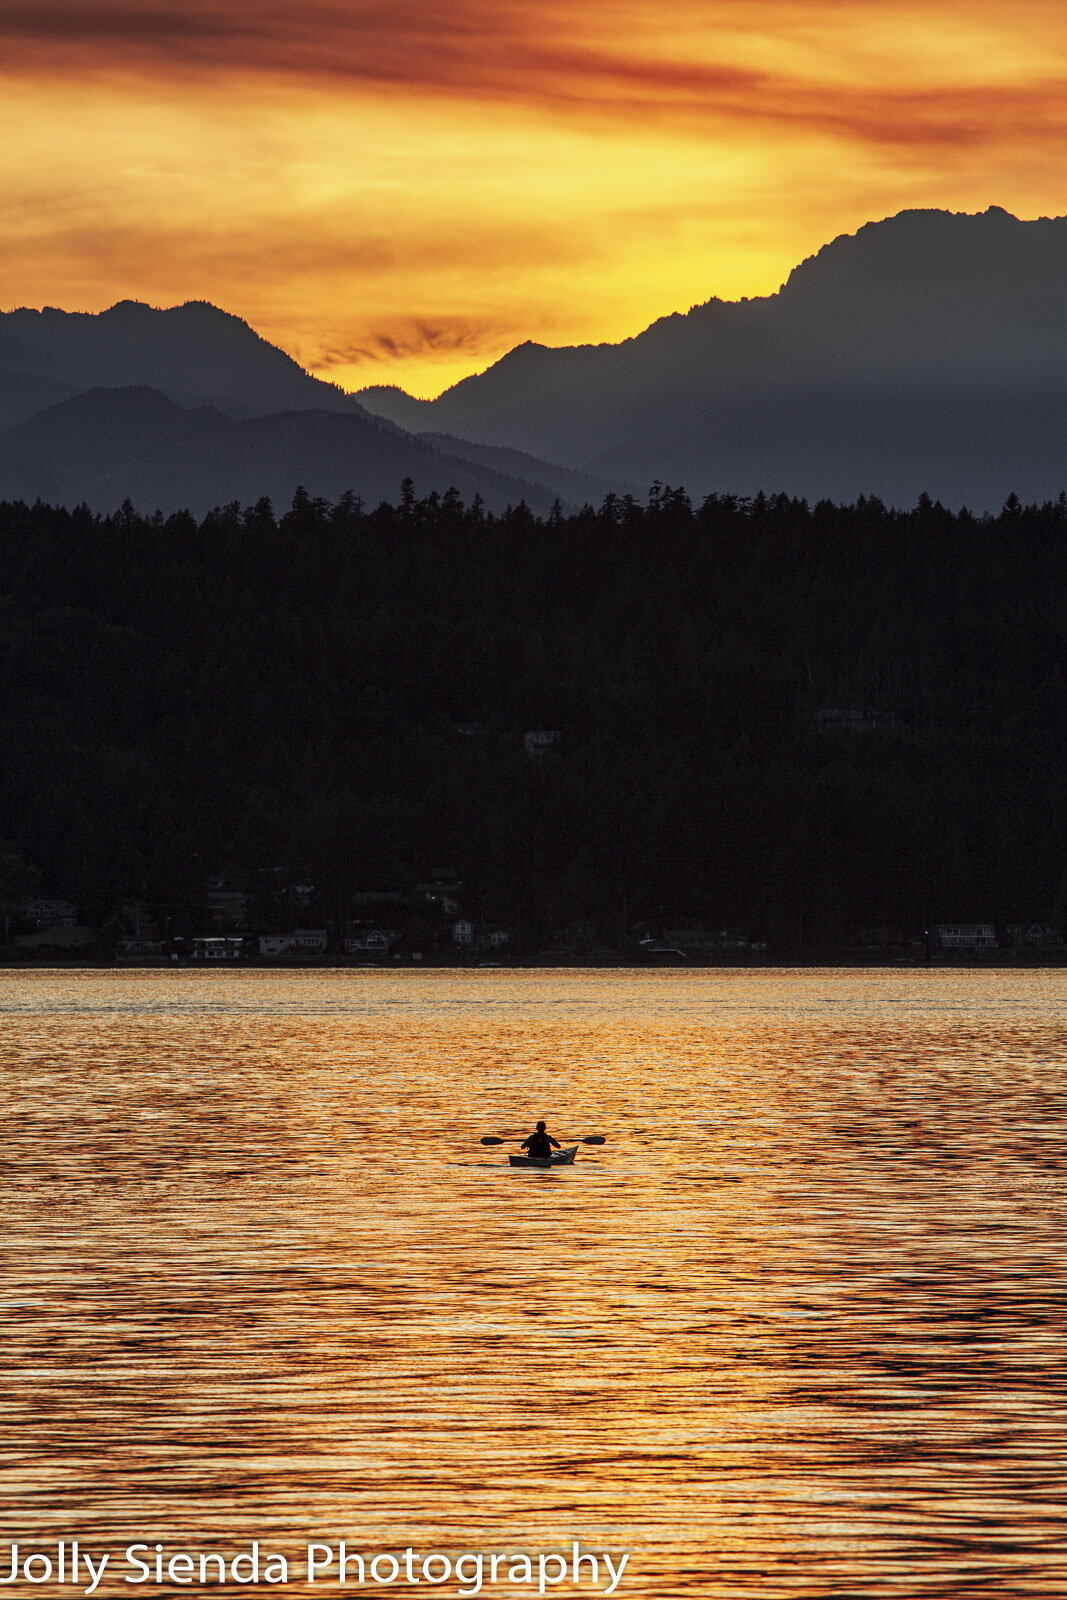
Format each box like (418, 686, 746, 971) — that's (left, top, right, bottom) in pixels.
(521, 1120, 560, 1160)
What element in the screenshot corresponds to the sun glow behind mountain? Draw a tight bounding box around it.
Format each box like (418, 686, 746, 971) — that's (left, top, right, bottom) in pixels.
(4, 0, 1067, 397)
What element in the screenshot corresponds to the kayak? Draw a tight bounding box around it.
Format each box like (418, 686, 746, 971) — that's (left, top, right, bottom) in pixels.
(508, 1145, 578, 1168)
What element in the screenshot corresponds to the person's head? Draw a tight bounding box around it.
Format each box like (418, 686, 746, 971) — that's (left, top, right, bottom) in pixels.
(536, 1120, 546, 1132)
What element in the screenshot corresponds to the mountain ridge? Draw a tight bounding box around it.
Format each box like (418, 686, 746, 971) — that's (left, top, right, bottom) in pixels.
(0, 298, 360, 427)
(357, 206, 1067, 508)
(8, 209, 1067, 513)
(0, 384, 607, 516)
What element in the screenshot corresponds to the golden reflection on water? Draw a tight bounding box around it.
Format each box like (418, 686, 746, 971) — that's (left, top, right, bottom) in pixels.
(1, 968, 1066, 1597)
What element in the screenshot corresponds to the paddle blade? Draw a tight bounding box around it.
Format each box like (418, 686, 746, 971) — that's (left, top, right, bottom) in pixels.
(581, 1135, 606, 1145)
(480, 1135, 506, 1145)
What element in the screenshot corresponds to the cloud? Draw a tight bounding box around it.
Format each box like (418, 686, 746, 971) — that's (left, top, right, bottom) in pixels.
(5, 0, 1067, 401)
(312, 317, 527, 370)
(4, 0, 1067, 160)
(0, 0, 526, 78)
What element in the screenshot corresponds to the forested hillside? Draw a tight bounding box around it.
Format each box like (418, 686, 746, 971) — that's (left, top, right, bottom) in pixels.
(2, 482, 1065, 950)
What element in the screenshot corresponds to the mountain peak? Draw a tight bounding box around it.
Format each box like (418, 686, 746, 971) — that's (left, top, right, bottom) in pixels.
(0, 298, 362, 424)
(368, 206, 1067, 509)
(779, 205, 1067, 309)
(102, 298, 153, 316)
(100, 298, 249, 328)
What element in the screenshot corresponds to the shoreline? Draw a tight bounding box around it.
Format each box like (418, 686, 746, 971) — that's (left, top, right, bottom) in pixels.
(3, 954, 1067, 971)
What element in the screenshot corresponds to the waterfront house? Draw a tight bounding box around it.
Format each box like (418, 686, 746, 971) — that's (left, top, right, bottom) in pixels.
(192, 936, 244, 960)
(344, 926, 397, 956)
(930, 923, 997, 951)
(116, 937, 165, 962)
(1005, 922, 1063, 949)
(25, 897, 77, 928)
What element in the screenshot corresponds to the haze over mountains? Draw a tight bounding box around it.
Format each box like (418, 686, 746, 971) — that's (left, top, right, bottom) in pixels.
(0, 302, 613, 515)
(4, 207, 1067, 514)
(362, 206, 1067, 511)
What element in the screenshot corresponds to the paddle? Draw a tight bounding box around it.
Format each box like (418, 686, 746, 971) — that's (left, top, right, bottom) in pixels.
(479, 1134, 606, 1146)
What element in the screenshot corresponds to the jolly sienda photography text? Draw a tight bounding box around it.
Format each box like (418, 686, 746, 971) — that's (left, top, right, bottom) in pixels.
(0, 1542, 630, 1596)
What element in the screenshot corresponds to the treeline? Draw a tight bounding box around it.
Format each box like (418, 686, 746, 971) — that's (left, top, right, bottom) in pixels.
(2, 480, 1067, 947)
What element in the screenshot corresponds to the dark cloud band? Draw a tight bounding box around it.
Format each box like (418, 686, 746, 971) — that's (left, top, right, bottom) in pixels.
(2, 0, 1065, 157)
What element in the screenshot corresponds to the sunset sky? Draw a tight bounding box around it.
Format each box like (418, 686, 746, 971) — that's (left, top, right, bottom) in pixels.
(4, 0, 1067, 397)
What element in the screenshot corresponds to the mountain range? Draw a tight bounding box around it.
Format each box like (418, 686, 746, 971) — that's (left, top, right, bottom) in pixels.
(4, 207, 1067, 514)
(0, 302, 615, 515)
(362, 205, 1067, 510)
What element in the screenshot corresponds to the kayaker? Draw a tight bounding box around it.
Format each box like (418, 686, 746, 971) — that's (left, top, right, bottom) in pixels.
(521, 1120, 560, 1160)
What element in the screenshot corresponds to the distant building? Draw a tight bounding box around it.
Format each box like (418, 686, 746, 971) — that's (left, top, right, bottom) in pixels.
(1005, 922, 1063, 949)
(423, 892, 462, 915)
(25, 897, 77, 928)
(192, 936, 244, 961)
(930, 923, 997, 951)
(344, 926, 398, 956)
(448, 919, 510, 950)
(116, 937, 165, 962)
(816, 705, 901, 733)
(523, 729, 562, 758)
(292, 928, 328, 956)
(259, 934, 295, 958)
(415, 866, 463, 912)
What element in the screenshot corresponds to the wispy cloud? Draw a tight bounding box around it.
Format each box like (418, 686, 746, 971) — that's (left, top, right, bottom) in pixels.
(311, 317, 529, 370)
(4, 0, 1067, 156)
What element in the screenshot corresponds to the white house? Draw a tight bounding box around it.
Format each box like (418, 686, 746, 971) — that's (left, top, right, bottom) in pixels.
(1006, 922, 1063, 949)
(192, 936, 243, 961)
(259, 934, 295, 958)
(930, 923, 997, 950)
(452, 919, 475, 944)
(25, 897, 77, 928)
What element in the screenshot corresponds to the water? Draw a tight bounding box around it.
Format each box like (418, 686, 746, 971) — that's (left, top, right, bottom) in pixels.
(1, 968, 1066, 1597)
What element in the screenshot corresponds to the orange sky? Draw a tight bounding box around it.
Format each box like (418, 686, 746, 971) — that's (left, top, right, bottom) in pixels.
(3, 0, 1067, 396)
